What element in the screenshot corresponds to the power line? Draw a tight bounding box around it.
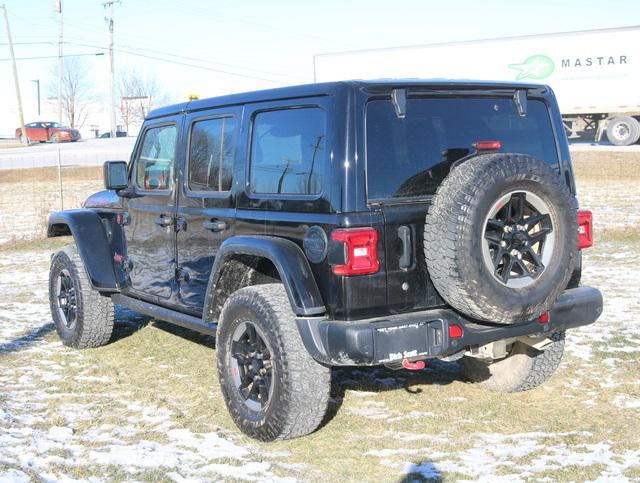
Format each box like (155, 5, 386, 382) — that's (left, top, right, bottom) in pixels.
(62, 38, 304, 83)
(65, 41, 290, 84)
(0, 52, 104, 61)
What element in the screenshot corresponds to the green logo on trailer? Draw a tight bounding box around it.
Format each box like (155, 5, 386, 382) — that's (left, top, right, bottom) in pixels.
(509, 55, 555, 80)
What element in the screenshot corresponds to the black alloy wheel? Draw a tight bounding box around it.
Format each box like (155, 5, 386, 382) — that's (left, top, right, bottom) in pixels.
(482, 190, 555, 288)
(55, 268, 78, 329)
(229, 321, 274, 411)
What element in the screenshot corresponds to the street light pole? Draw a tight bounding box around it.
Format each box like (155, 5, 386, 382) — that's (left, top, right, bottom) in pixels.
(32, 79, 40, 116)
(1, 4, 27, 144)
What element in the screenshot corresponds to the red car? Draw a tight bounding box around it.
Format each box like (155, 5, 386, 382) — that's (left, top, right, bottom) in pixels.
(15, 122, 81, 143)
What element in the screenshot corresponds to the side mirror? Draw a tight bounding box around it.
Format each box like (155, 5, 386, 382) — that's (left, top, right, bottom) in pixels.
(103, 160, 128, 191)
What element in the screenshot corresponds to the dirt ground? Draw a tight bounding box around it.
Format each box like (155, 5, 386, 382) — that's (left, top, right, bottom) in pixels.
(0, 150, 639, 482)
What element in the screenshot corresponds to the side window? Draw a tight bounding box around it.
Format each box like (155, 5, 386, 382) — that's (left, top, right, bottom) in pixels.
(188, 117, 235, 192)
(135, 124, 177, 191)
(249, 107, 326, 196)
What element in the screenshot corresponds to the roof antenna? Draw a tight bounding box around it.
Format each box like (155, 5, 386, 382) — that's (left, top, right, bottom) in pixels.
(392, 88, 407, 119)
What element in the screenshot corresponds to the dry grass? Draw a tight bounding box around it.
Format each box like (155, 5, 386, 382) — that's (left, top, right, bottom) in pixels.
(0, 166, 103, 243)
(0, 165, 102, 184)
(571, 150, 640, 181)
(0, 243, 638, 481)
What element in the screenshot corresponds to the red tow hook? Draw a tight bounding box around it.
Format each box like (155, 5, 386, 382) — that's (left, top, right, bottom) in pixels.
(401, 359, 426, 370)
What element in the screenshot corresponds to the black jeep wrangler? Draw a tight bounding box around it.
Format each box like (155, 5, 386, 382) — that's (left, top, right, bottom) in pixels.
(47, 80, 602, 441)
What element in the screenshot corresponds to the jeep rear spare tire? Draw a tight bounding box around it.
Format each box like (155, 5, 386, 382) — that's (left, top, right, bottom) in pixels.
(424, 153, 578, 324)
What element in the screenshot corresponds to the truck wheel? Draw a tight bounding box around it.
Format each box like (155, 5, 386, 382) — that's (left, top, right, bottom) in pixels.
(424, 153, 578, 324)
(49, 245, 115, 348)
(606, 116, 640, 146)
(459, 331, 565, 392)
(216, 284, 330, 441)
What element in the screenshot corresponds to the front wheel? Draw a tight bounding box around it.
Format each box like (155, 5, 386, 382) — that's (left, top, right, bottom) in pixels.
(49, 246, 115, 348)
(216, 284, 330, 441)
(458, 331, 565, 392)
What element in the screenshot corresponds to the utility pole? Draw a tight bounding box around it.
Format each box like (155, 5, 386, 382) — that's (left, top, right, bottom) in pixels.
(1, 4, 27, 144)
(56, 0, 63, 124)
(104, 0, 119, 138)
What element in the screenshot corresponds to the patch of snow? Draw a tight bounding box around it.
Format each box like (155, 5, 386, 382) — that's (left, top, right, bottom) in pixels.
(0, 469, 31, 483)
(48, 426, 74, 441)
(613, 394, 640, 409)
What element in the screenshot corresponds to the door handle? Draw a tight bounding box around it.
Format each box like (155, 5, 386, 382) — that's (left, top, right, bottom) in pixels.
(202, 220, 227, 232)
(154, 214, 174, 227)
(398, 225, 412, 270)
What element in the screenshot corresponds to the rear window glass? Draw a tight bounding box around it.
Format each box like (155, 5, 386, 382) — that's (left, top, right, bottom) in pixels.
(188, 117, 235, 192)
(249, 107, 326, 196)
(366, 98, 559, 201)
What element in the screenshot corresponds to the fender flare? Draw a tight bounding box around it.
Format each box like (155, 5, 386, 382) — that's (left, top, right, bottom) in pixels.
(48, 209, 118, 291)
(203, 235, 326, 322)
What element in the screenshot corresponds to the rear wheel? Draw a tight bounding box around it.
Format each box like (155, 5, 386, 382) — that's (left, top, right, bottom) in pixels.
(49, 245, 115, 348)
(606, 116, 640, 146)
(216, 284, 330, 441)
(459, 331, 565, 392)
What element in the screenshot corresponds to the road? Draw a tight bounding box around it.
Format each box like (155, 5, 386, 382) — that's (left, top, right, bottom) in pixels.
(0, 137, 136, 170)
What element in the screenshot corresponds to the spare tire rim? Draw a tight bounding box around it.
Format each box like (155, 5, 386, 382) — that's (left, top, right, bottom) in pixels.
(229, 321, 274, 411)
(482, 190, 555, 288)
(56, 269, 77, 329)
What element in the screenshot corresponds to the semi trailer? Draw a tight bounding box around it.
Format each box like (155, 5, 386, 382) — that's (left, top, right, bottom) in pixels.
(314, 26, 640, 146)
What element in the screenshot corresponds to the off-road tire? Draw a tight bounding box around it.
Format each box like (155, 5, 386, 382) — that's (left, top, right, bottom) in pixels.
(424, 153, 578, 324)
(216, 284, 331, 441)
(49, 245, 115, 348)
(459, 331, 565, 392)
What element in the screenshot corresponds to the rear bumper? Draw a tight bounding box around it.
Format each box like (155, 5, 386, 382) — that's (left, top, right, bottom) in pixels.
(296, 286, 603, 366)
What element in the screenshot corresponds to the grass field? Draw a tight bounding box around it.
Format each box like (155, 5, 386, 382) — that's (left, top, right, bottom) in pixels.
(0, 150, 639, 481)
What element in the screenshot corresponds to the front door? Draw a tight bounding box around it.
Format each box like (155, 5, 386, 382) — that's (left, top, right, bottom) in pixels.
(124, 120, 180, 300)
(175, 109, 240, 313)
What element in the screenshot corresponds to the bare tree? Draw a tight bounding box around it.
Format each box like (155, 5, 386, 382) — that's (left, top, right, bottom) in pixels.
(118, 69, 167, 132)
(117, 72, 137, 133)
(49, 58, 94, 128)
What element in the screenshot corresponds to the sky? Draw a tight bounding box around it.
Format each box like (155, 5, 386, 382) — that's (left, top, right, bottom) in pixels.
(1, 0, 639, 134)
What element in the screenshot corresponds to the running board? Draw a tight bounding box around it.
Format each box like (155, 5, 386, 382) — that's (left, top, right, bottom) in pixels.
(111, 294, 217, 336)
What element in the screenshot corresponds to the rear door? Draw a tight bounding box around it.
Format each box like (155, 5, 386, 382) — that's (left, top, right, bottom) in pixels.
(124, 119, 180, 300)
(175, 107, 240, 313)
(365, 93, 562, 312)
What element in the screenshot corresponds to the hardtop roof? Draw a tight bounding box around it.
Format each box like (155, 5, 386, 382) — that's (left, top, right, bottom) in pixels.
(146, 79, 549, 120)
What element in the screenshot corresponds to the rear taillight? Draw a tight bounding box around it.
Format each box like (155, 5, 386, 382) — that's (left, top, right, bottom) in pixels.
(331, 228, 379, 276)
(577, 209, 593, 249)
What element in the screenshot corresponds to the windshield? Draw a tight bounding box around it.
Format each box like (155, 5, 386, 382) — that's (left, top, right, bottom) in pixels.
(365, 97, 559, 201)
